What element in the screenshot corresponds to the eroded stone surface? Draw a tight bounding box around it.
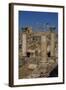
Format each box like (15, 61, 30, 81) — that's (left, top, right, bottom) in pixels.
(19, 27, 58, 79)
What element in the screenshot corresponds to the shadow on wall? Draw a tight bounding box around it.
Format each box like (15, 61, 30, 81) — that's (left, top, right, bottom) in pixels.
(48, 65, 58, 77)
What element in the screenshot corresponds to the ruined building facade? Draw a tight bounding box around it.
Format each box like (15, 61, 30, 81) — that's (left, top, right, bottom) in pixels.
(19, 27, 58, 79)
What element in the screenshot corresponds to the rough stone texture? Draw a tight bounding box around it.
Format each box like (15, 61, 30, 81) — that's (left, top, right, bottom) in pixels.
(22, 34, 26, 56)
(19, 27, 58, 79)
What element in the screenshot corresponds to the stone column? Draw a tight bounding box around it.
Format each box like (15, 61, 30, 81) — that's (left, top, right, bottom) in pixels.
(39, 35, 47, 74)
(41, 35, 47, 63)
(51, 33, 55, 57)
(22, 33, 26, 56)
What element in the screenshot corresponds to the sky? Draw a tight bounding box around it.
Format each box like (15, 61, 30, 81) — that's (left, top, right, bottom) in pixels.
(19, 11, 58, 32)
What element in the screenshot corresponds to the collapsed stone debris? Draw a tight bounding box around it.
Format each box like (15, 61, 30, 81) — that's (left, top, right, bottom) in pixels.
(19, 27, 58, 79)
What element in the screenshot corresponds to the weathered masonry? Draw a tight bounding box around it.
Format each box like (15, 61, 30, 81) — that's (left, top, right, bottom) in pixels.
(19, 27, 58, 78)
(21, 27, 56, 62)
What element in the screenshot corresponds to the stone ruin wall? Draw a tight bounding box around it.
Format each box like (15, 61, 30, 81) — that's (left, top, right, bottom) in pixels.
(19, 27, 58, 78)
